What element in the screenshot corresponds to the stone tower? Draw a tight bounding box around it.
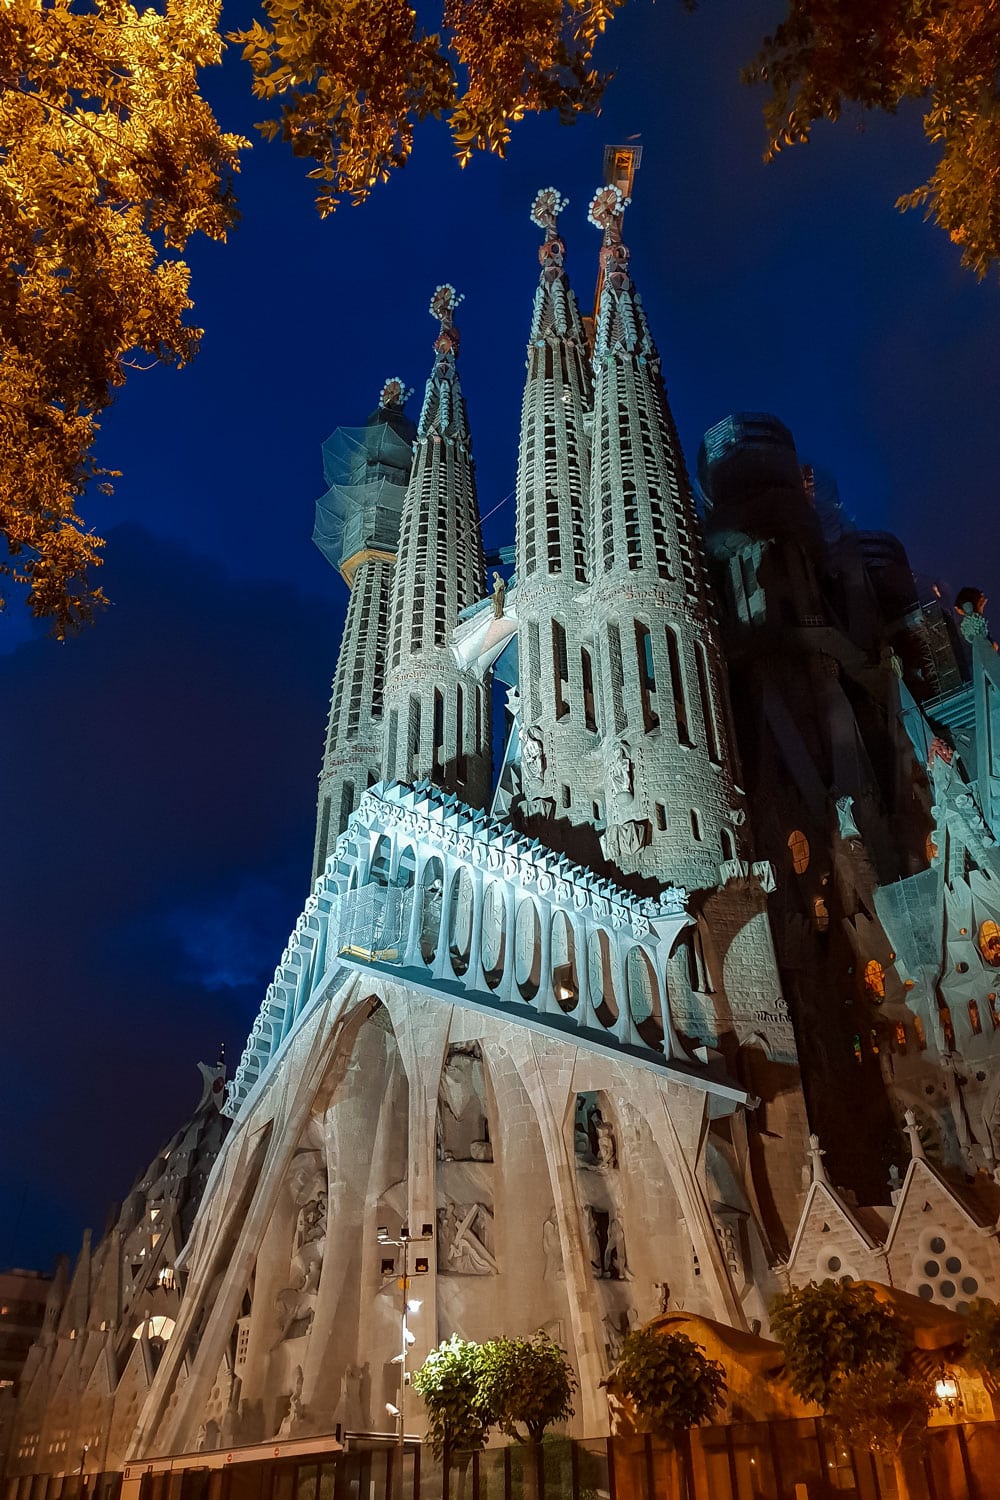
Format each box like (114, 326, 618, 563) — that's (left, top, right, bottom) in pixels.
(514, 190, 598, 835)
(382, 285, 491, 805)
(586, 186, 742, 890)
(311, 380, 416, 880)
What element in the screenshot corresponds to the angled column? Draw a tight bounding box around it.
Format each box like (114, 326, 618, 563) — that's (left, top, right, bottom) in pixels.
(312, 380, 416, 882)
(513, 189, 600, 832)
(383, 286, 491, 806)
(586, 186, 743, 890)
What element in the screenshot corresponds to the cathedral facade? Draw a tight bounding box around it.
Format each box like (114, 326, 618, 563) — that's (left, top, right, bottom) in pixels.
(9, 174, 1000, 1477)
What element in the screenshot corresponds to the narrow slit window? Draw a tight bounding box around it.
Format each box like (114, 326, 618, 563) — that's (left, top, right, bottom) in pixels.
(607, 624, 626, 734)
(665, 627, 691, 745)
(339, 780, 355, 833)
(433, 689, 444, 771)
(456, 683, 467, 783)
(408, 695, 421, 781)
(695, 640, 722, 764)
(581, 648, 597, 732)
(691, 808, 702, 841)
(636, 622, 659, 731)
(552, 620, 570, 721)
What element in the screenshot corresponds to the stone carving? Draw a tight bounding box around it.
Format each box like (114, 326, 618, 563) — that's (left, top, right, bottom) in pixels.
(276, 1367, 304, 1438)
(584, 1207, 603, 1277)
(520, 726, 545, 783)
(728, 807, 747, 827)
(274, 1152, 327, 1341)
(654, 1281, 671, 1314)
(438, 1203, 497, 1275)
(607, 739, 634, 798)
(603, 1308, 638, 1365)
(595, 1115, 617, 1169)
(835, 794, 862, 841)
(542, 1212, 564, 1280)
(601, 819, 649, 864)
(437, 1044, 490, 1161)
(752, 860, 776, 894)
(604, 1216, 630, 1280)
(955, 586, 990, 643)
(491, 572, 507, 619)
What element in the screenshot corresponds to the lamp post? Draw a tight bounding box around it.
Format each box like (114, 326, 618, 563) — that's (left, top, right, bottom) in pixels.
(378, 1221, 432, 1500)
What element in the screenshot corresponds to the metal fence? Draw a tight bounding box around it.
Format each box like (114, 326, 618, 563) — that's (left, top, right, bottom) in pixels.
(11, 1421, 1000, 1500)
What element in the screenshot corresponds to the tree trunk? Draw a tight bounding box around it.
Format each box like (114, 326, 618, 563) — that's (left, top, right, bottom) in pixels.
(893, 1445, 931, 1500)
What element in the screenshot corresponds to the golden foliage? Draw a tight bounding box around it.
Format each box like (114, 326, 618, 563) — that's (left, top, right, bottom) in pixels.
(231, 0, 620, 214)
(0, 0, 246, 635)
(746, 1, 1000, 278)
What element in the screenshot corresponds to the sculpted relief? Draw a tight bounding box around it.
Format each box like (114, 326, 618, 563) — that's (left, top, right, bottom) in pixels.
(274, 1150, 327, 1342)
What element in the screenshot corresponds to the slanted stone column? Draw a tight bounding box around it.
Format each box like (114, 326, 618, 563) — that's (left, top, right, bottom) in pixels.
(506, 1030, 608, 1433)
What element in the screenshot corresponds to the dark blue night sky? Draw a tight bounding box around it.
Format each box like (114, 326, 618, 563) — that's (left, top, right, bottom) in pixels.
(3, 0, 1000, 1270)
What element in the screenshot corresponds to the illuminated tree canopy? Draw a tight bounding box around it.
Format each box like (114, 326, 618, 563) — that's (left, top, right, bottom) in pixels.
(0, 0, 244, 635)
(5, 0, 1000, 633)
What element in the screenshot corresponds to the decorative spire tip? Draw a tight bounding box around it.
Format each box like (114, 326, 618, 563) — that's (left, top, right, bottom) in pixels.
(379, 377, 413, 408)
(429, 284, 463, 325)
(530, 187, 569, 234)
(588, 184, 630, 234)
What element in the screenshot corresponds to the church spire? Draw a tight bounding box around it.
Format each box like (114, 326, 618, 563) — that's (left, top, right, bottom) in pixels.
(511, 189, 597, 838)
(585, 183, 742, 887)
(382, 286, 491, 804)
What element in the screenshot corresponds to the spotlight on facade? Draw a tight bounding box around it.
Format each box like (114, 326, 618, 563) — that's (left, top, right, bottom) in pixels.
(406, 1299, 422, 1313)
(386, 1402, 400, 1418)
(377, 1226, 389, 1242)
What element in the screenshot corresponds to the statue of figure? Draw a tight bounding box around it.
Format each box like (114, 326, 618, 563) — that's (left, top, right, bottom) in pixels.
(542, 1212, 564, 1280)
(584, 1206, 603, 1277)
(594, 1115, 617, 1169)
(194, 1424, 208, 1454)
(277, 1367, 304, 1438)
(491, 572, 507, 619)
(604, 1216, 630, 1280)
(520, 726, 545, 784)
(439, 1203, 497, 1275)
(835, 794, 862, 841)
(607, 739, 633, 798)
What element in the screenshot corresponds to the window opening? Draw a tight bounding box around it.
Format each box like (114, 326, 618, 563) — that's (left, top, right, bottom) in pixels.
(581, 648, 597, 732)
(787, 829, 810, 874)
(636, 621, 659, 731)
(553, 620, 570, 721)
(665, 627, 690, 744)
(695, 640, 722, 764)
(864, 960, 886, 1001)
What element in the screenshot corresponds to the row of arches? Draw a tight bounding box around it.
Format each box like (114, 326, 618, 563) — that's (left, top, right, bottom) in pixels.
(354, 833, 669, 1048)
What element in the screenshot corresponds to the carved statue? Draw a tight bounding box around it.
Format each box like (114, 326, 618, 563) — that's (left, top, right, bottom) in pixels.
(542, 1212, 564, 1280)
(603, 1308, 638, 1366)
(584, 1206, 603, 1277)
(606, 739, 634, 798)
(835, 794, 862, 841)
(438, 1203, 497, 1275)
(491, 572, 507, 619)
(594, 1114, 617, 1169)
(438, 1044, 490, 1161)
(277, 1366, 304, 1438)
(604, 1216, 630, 1280)
(520, 726, 545, 784)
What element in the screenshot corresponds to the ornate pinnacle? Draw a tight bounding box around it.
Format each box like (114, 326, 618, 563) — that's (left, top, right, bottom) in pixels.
(588, 183, 633, 297)
(430, 283, 463, 360)
(379, 377, 413, 409)
(530, 187, 569, 239)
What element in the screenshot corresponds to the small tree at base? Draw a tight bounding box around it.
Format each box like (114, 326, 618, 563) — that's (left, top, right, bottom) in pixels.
(769, 1281, 906, 1407)
(411, 1336, 491, 1461)
(826, 1365, 935, 1456)
(478, 1333, 576, 1443)
(605, 1329, 726, 1440)
(965, 1298, 1000, 1390)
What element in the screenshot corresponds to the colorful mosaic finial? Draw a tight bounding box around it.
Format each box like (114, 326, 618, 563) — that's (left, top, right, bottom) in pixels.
(430, 283, 463, 359)
(530, 187, 569, 238)
(379, 377, 413, 408)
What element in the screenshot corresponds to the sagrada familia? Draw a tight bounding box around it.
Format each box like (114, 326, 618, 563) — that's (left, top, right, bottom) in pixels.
(9, 156, 1000, 1477)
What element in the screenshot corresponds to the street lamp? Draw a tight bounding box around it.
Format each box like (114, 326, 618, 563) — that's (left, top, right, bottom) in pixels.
(377, 1221, 433, 1500)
